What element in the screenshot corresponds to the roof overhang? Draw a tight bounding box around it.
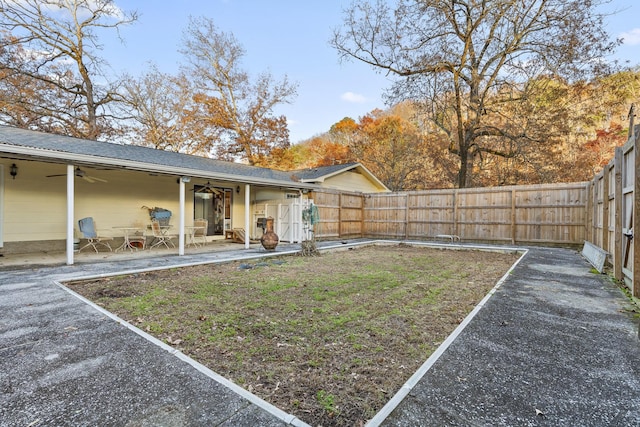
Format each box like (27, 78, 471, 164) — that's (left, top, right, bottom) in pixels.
(0, 143, 318, 191)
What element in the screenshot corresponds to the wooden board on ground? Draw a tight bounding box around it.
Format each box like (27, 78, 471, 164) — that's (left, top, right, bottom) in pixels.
(582, 241, 608, 273)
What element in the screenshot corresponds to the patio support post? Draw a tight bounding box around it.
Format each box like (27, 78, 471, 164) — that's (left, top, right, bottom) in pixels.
(66, 164, 75, 265)
(178, 179, 185, 256)
(244, 184, 250, 249)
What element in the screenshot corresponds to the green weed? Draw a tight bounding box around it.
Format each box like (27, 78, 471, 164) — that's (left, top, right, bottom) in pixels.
(316, 390, 338, 415)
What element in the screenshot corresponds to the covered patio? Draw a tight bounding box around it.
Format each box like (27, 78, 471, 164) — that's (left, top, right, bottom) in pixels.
(0, 234, 305, 270)
(0, 126, 317, 265)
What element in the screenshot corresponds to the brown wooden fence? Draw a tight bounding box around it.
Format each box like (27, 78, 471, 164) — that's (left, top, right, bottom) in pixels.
(586, 110, 639, 297)
(308, 190, 365, 239)
(308, 107, 639, 297)
(310, 182, 588, 246)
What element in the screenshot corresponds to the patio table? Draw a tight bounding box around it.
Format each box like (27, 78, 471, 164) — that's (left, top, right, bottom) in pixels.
(114, 227, 146, 251)
(185, 225, 206, 247)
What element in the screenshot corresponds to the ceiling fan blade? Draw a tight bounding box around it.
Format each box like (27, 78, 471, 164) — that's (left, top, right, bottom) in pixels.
(46, 167, 105, 182)
(193, 182, 219, 194)
(202, 187, 221, 195)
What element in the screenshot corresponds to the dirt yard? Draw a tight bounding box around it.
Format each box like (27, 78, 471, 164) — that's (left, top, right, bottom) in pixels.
(67, 244, 520, 426)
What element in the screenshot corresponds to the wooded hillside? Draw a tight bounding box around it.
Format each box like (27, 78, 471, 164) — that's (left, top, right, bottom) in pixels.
(266, 71, 639, 190)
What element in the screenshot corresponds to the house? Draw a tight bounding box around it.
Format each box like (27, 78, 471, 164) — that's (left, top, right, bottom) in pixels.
(0, 126, 386, 264)
(291, 163, 389, 193)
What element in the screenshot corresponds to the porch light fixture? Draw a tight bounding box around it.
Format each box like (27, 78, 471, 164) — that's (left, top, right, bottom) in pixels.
(180, 176, 191, 183)
(10, 163, 17, 179)
(236, 185, 241, 194)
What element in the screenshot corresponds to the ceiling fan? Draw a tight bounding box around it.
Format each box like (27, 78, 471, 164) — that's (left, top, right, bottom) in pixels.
(46, 167, 108, 184)
(192, 181, 221, 195)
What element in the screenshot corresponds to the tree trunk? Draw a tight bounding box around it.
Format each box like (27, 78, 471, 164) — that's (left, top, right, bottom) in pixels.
(458, 148, 468, 188)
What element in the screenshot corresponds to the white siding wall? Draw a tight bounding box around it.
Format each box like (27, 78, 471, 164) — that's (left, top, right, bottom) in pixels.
(254, 188, 292, 201)
(2, 159, 314, 245)
(230, 185, 245, 231)
(323, 171, 382, 193)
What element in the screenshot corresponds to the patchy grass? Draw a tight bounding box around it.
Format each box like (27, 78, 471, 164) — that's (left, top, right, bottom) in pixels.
(68, 244, 520, 426)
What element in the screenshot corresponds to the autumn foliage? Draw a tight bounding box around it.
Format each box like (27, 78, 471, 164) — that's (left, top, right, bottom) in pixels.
(272, 71, 637, 190)
(0, 1, 636, 190)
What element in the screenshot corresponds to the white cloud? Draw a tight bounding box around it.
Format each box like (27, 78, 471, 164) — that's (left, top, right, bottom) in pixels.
(341, 91, 367, 103)
(38, 0, 125, 20)
(620, 28, 640, 46)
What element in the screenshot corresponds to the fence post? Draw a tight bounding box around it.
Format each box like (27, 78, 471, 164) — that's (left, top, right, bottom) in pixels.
(614, 147, 623, 281)
(628, 104, 635, 139)
(405, 193, 410, 240)
(360, 193, 365, 239)
(511, 188, 517, 245)
(338, 193, 343, 239)
(453, 190, 459, 237)
(633, 130, 639, 298)
(602, 164, 610, 255)
(595, 171, 603, 245)
(585, 181, 593, 244)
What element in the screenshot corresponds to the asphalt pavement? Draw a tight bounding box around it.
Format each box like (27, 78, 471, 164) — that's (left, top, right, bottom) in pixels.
(376, 247, 640, 426)
(1, 242, 639, 426)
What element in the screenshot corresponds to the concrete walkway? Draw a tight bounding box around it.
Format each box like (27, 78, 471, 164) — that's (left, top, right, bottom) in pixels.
(1, 242, 311, 427)
(376, 246, 640, 426)
(1, 242, 639, 426)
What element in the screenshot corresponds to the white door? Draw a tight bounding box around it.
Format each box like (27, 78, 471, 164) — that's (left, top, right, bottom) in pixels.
(277, 199, 309, 243)
(279, 203, 291, 242)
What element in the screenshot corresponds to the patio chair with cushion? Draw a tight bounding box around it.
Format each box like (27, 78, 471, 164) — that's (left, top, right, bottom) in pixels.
(78, 217, 113, 253)
(149, 218, 177, 249)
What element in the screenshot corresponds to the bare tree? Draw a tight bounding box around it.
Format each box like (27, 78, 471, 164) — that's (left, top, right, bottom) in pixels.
(332, 0, 620, 187)
(180, 16, 298, 165)
(0, 0, 138, 140)
(119, 64, 218, 155)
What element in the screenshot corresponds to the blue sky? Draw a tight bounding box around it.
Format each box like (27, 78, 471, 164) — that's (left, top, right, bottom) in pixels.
(108, 1, 640, 144)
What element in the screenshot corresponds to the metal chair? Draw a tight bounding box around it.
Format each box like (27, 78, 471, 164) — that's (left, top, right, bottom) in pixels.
(193, 218, 208, 246)
(78, 217, 113, 253)
(149, 219, 177, 249)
